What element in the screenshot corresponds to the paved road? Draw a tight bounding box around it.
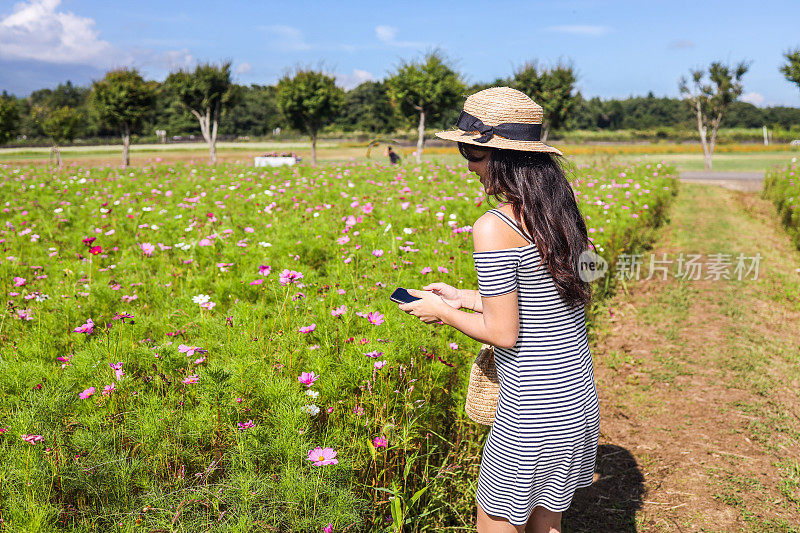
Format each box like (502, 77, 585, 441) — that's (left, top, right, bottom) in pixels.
(679, 171, 764, 192)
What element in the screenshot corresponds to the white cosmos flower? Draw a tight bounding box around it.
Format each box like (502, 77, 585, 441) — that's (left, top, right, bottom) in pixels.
(305, 390, 319, 398)
(301, 404, 320, 416)
(192, 294, 211, 305)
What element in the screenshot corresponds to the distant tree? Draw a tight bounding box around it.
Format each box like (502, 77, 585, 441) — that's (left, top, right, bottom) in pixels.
(90, 68, 157, 167)
(679, 60, 749, 170)
(512, 60, 578, 142)
(337, 81, 399, 134)
(780, 48, 800, 93)
(276, 68, 343, 166)
(220, 84, 282, 137)
(165, 61, 240, 164)
(26, 81, 93, 138)
(386, 50, 465, 163)
(0, 92, 19, 145)
(32, 105, 83, 167)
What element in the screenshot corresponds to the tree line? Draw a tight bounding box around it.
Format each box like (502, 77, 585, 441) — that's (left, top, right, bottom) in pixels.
(1, 49, 799, 167)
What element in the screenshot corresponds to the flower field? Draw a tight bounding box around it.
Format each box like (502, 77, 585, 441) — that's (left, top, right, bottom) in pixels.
(762, 159, 800, 250)
(0, 159, 677, 532)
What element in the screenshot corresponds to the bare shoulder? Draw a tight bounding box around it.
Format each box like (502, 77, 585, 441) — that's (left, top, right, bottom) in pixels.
(472, 212, 512, 253)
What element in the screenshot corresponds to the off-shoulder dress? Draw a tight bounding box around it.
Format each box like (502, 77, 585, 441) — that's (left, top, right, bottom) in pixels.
(472, 208, 599, 525)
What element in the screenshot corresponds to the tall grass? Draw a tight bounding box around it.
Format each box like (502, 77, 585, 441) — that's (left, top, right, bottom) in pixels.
(762, 159, 800, 250)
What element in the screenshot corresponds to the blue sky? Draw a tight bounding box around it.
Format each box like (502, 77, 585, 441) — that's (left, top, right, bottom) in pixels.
(1, 0, 799, 106)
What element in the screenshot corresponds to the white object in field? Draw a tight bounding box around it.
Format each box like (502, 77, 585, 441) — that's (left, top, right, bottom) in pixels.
(763, 125, 768, 146)
(254, 156, 296, 167)
(790, 140, 800, 146)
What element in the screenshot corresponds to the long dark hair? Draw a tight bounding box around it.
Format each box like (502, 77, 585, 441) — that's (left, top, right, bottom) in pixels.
(460, 142, 593, 308)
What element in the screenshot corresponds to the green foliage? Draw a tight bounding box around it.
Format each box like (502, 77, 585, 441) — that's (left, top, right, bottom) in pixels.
(512, 60, 578, 138)
(219, 84, 282, 136)
(780, 48, 800, 91)
(385, 50, 465, 126)
(0, 92, 20, 145)
(337, 81, 400, 134)
(31, 104, 83, 145)
(165, 61, 239, 120)
(679, 60, 750, 128)
(762, 161, 800, 250)
(90, 68, 157, 136)
(276, 69, 344, 139)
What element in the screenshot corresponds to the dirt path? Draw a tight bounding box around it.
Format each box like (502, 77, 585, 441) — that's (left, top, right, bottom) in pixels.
(679, 171, 765, 192)
(564, 182, 800, 532)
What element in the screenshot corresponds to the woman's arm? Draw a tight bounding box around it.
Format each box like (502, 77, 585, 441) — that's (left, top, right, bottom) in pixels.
(459, 289, 483, 313)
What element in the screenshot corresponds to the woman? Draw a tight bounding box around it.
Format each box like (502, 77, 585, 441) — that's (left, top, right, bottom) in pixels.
(397, 87, 600, 533)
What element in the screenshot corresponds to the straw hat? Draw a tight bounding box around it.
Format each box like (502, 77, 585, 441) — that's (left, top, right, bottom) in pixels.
(435, 86, 563, 156)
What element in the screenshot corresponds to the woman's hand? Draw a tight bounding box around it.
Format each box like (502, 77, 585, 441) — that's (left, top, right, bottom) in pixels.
(422, 282, 463, 309)
(397, 288, 451, 324)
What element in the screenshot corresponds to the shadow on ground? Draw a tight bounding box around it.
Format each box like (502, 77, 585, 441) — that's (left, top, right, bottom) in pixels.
(563, 444, 645, 532)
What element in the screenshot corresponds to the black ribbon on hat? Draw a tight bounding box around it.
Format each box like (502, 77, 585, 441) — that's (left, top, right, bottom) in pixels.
(455, 110, 542, 143)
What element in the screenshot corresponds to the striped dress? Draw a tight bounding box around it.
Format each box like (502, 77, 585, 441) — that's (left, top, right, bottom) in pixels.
(472, 208, 600, 525)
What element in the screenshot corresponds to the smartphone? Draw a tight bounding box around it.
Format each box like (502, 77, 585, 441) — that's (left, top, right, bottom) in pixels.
(390, 287, 421, 304)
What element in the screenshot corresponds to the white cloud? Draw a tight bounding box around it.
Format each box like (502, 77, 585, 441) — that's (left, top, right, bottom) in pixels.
(0, 0, 115, 64)
(374, 24, 423, 48)
(336, 69, 375, 90)
(0, 0, 196, 79)
(236, 62, 252, 75)
(545, 25, 610, 36)
(261, 24, 311, 51)
(375, 25, 397, 43)
(741, 91, 765, 106)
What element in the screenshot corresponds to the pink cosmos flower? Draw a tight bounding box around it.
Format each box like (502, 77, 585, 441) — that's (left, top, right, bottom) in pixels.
(279, 269, 304, 285)
(182, 374, 199, 384)
(324, 523, 334, 533)
(198, 238, 213, 247)
(193, 356, 206, 364)
(258, 265, 271, 276)
(449, 342, 459, 350)
(82, 236, 96, 246)
(438, 266, 449, 273)
(200, 301, 216, 310)
(374, 360, 388, 370)
(121, 294, 137, 303)
(73, 318, 94, 334)
(420, 266, 433, 275)
(89, 246, 103, 255)
(299, 324, 316, 334)
(13, 276, 26, 287)
(367, 311, 384, 326)
(17, 309, 33, 320)
(140, 243, 155, 256)
(102, 383, 115, 396)
(331, 305, 347, 317)
(364, 350, 383, 358)
(298, 371, 319, 387)
(178, 344, 201, 357)
(373, 436, 388, 449)
(79, 387, 96, 399)
(327, 406, 334, 414)
(249, 279, 264, 285)
(372, 249, 384, 257)
(238, 420, 255, 429)
(109, 362, 124, 381)
(0, 427, 7, 434)
(307, 446, 338, 466)
(337, 235, 350, 245)
(21, 434, 44, 444)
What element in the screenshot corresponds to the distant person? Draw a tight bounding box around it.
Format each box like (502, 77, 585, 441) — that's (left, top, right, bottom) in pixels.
(385, 145, 401, 165)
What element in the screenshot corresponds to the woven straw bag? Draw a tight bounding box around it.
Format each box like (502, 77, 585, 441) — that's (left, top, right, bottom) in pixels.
(465, 344, 499, 425)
